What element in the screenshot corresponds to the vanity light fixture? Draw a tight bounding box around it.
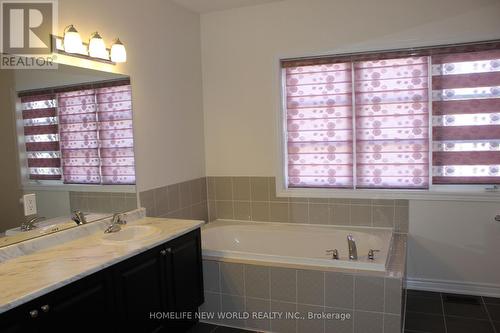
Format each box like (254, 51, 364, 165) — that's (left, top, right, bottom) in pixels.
(88, 32, 109, 59)
(110, 38, 127, 63)
(63, 25, 83, 54)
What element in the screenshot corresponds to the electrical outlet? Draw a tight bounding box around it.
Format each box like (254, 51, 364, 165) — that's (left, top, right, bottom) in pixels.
(23, 193, 37, 216)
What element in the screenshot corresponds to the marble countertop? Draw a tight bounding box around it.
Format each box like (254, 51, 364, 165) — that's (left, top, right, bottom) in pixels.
(0, 216, 204, 314)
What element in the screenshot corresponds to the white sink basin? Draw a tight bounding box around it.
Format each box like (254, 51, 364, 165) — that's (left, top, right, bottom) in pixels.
(100, 225, 159, 243)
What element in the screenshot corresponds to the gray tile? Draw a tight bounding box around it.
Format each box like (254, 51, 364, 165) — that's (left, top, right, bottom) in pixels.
(394, 206, 409, 233)
(354, 310, 383, 333)
(329, 198, 350, 204)
(220, 294, 245, 327)
(245, 297, 271, 331)
(298, 270, 324, 306)
(251, 177, 270, 201)
(270, 202, 289, 222)
(372, 205, 394, 228)
(384, 277, 402, 315)
(154, 186, 169, 216)
(190, 178, 203, 204)
(234, 201, 251, 220)
(167, 184, 180, 212)
(208, 201, 217, 222)
(324, 307, 353, 333)
(383, 314, 401, 333)
(207, 177, 216, 201)
(215, 177, 233, 201)
(330, 204, 350, 225)
(310, 198, 329, 203)
(350, 199, 372, 205)
(325, 272, 354, 309)
(271, 267, 297, 302)
(309, 203, 329, 224)
(297, 304, 324, 333)
(245, 265, 270, 299)
(179, 181, 192, 208)
(350, 205, 372, 226)
(216, 201, 234, 219)
(251, 201, 269, 221)
(203, 260, 220, 292)
(139, 189, 155, 216)
(199, 291, 221, 323)
(354, 275, 384, 312)
(232, 177, 251, 201)
(125, 196, 138, 211)
(372, 199, 395, 206)
(271, 301, 297, 333)
(191, 201, 208, 221)
(289, 203, 308, 224)
(111, 196, 127, 213)
(220, 262, 244, 296)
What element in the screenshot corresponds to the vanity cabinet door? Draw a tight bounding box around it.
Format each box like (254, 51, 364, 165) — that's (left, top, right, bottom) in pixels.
(39, 270, 114, 332)
(163, 229, 204, 330)
(0, 301, 39, 333)
(113, 245, 167, 333)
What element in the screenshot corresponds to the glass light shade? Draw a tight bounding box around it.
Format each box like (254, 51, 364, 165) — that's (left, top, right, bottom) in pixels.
(88, 32, 108, 59)
(63, 25, 83, 54)
(110, 39, 126, 63)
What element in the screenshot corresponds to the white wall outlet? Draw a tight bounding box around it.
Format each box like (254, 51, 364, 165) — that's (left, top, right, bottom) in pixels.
(23, 193, 37, 216)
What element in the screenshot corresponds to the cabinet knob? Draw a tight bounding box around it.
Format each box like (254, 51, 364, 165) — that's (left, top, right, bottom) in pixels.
(29, 309, 38, 318)
(160, 249, 167, 256)
(166, 248, 172, 253)
(41, 304, 50, 313)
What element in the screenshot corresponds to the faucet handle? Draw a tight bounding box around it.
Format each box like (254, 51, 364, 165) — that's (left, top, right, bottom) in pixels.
(326, 249, 339, 260)
(368, 249, 380, 260)
(112, 213, 127, 225)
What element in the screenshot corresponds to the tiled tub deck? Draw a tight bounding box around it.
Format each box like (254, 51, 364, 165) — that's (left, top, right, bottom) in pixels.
(200, 233, 407, 333)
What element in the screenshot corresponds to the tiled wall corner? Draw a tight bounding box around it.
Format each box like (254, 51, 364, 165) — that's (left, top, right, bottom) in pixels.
(207, 176, 409, 232)
(69, 191, 137, 214)
(201, 259, 405, 333)
(139, 177, 208, 221)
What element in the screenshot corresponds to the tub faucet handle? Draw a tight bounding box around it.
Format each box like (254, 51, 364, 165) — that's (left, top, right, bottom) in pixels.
(368, 249, 380, 260)
(326, 249, 339, 260)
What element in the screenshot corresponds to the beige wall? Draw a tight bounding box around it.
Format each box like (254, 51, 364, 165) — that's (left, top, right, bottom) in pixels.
(58, 0, 205, 192)
(200, 0, 500, 294)
(0, 70, 24, 230)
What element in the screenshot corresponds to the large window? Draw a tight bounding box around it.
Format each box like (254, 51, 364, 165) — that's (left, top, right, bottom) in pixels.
(281, 41, 500, 190)
(20, 80, 135, 185)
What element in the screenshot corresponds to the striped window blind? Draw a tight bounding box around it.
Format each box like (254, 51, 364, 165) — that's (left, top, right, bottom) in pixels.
(432, 49, 500, 184)
(21, 94, 61, 180)
(19, 80, 135, 185)
(282, 40, 500, 189)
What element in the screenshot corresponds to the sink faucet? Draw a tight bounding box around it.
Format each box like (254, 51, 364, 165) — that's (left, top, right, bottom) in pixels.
(21, 216, 45, 232)
(347, 234, 358, 260)
(104, 213, 127, 234)
(72, 210, 87, 226)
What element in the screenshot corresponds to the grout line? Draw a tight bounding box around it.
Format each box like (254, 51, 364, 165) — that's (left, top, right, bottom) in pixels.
(482, 296, 498, 333)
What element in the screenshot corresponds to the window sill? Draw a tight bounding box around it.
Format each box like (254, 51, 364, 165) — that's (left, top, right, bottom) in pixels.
(22, 182, 136, 194)
(276, 186, 500, 202)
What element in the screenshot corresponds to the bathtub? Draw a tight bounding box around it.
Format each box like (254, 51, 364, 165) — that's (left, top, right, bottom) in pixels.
(201, 220, 393, 271)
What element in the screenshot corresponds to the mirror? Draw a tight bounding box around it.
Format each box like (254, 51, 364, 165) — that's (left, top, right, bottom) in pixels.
(0, 64, 138, 247)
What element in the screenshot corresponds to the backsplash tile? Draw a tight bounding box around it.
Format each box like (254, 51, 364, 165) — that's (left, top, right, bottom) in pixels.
(139, 177, 208, 221)
(70, 191, 137, 215)
(207, 176, 409, 232)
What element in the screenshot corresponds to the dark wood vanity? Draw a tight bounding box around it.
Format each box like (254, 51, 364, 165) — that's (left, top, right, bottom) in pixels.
(0, 228, 204, 333)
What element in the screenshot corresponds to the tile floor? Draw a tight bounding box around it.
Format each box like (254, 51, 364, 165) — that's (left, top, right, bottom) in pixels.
(189, 290, 500, 333)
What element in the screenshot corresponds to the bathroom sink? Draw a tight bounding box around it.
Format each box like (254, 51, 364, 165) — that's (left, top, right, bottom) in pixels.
(100, 225, 159, 243)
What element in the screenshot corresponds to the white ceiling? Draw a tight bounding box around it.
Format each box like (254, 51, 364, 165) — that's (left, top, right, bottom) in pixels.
(171, 0, 284, 13)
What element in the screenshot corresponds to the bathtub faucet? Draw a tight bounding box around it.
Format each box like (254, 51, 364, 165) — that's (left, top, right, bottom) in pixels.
(347, 234, 357, 260)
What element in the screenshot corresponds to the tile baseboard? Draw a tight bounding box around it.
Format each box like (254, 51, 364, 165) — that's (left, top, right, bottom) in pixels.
(406, 277, 500, 298)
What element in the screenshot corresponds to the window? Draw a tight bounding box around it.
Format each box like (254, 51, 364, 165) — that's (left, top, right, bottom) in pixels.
(281, 41, 500, 190)
(20, 80, 135, 185)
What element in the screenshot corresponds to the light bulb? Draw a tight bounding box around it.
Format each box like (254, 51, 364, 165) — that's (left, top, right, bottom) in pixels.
(63, 25, 83, 54)
(88, 32, 108, 59)
(110, 38, 126, 63)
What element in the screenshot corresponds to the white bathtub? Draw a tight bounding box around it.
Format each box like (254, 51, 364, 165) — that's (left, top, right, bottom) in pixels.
(202, 220, 393, 271)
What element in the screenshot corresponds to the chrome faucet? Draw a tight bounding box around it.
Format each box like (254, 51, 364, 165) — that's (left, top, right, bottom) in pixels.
(104, 213, 127, 234)
(347, 234, 358, 260)
(21, 216, 45, 232)
(72, 210, 87, 226)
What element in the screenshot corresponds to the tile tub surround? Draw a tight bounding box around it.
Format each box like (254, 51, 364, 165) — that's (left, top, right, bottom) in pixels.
(200, 234, 407, 333)
(207, 177, 409, 232)
(0, 212, 204, 313)
(139, 177, 208, 222)
(69, 191, 138, 214)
